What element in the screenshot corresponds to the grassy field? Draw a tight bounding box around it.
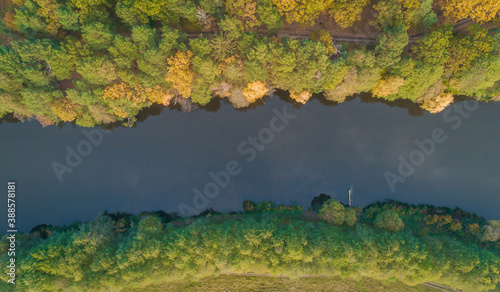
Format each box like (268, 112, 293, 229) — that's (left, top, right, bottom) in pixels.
(136, 275, 436, 292)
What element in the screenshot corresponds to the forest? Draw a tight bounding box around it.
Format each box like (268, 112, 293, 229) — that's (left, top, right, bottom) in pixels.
(0, 0, 499, 126)
(1, 197, 499, 291)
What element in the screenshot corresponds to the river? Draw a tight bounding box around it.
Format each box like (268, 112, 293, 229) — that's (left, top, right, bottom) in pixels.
(1, 94, 499, 232)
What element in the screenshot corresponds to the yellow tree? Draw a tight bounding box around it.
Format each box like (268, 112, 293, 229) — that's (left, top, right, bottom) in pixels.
(102, 82, 148, 118)
(51, 99, 82, 122)
(3, 12, 18, 31)
(34, 0, 62, 35)
(272, 0, 331, 26)
(290, 90, 312, 103)
(226, 0, 261, 29)
(137, 85, 174, 106)
(165, 51, 195, 98)
(242, 80, 269, 103)
(439, 0, 500, 23)
(329, 0, 370, 29)
(420, 92, 453, 113)
(35, 115, 56, 127)
(373, 76, 405, 98)
(419, 80, 454, 113)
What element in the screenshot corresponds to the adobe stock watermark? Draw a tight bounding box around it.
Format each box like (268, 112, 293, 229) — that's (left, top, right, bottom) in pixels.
(52, 128, 110, 182)
(384, 101, 479, 192)
(178, 105, 297, 216)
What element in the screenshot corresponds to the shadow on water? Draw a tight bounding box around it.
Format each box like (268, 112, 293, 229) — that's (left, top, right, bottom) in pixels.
(1, 91, 477, 128)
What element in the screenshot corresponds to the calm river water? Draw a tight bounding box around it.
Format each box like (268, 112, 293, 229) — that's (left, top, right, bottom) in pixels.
(1, 94, 499, 232)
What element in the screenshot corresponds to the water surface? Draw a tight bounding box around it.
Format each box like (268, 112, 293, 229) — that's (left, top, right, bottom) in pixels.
(1, 95, 499, 232)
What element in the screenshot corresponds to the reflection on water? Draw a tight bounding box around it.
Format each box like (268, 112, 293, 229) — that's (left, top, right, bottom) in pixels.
(0, 93, 499, 232)
(0, 91, 429, 128)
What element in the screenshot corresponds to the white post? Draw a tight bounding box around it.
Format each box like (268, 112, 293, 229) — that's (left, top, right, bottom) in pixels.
(348, 186, 353, 207)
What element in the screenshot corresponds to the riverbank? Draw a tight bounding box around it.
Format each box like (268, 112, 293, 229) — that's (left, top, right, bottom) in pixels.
(0, 0, 499, 127)
(2, 198, 499, 291)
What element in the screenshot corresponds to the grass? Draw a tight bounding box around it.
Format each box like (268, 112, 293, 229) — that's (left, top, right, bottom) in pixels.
(136, 275, 436, 292)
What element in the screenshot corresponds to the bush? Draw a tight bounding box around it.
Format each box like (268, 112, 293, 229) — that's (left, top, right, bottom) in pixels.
(319, 199, 345, 225)
(374, 210, 404, 232)
(344, 208, 358, 226)
(310, 193, 332, 212)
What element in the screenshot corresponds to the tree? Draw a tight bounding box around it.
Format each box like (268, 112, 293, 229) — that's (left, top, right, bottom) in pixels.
(13, 0, 47, 35)
(242, 200, 256, 213)
(132, 25, 157, 52)
(375, 25, 409, 68)
(439, 0, 500, 24)
(310, 193, 332, 212)
(326, 49, 381, 102)
(374, 210, 404, 232)
(329, 0, 370, 29)
(256, 0, 282, 31)
(51, 98, 82, 122)
(108, 35, 140, 70)
(413, 25, 453, 65)
(33, 0, 62, 35)
(101, 82, 150, 118)
(289, 90, 311, 103)
(165, 51, 195, 98)
(271, 0, 330, 27)
(118, 0, 183, 26)
(242, 80, 268, 103)
(81, 22, 115, 50)
(226, 0, 260, 29)
(374, 0, 405, 31)
(56, 6, 80, 31)
(480, 220, 500, 242)
(373, 76, 405, 97)
(67, 0, 113, 17)
(309, 30, 337, 55)
(77, 56, 118, 85)
(419, 81, 454, 113)
(445, 24, 493, 74)
(387, 60, 443, 102)
(210, 33, 238, 63)
(449, 53, 500, 98)
(115, 1, 148, 26)
(344, 208, 357, 226)
(319, 199, 345, 225)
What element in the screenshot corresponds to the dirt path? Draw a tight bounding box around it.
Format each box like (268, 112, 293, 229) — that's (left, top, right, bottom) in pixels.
(187, 18, 473, 45)
(277, 18, 473, 45)
(220, 273, 459, 291)
(422, 282, 461, 291)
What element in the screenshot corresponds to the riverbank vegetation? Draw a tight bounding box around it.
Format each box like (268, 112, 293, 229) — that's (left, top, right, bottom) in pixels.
(0, 0, 499, 127)
(1, 197, 499, 291)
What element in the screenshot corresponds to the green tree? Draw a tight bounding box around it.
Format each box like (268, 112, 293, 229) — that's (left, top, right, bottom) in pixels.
(319, 199, 345, 225)
(76, 56, 118, 85)
(344, 208, 358, 226)
(67, 0, 113, 16)
(14, 0, 47, 35)
(81, 22, 115, 50)
(413, 24, 453, 65)
(256, 0, 282, 31)
(310, 193, 332, 212)
(56, 6, 80, 31)
(132, 25, 158, 52)
(375, 25, 409, 68)
(374, 210, 404, 232)
(445, 24, 493, 74)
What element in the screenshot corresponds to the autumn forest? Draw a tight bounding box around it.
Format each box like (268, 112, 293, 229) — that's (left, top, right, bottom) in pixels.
(1, 1, 500, 290)
(0, 0, 499, 127)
